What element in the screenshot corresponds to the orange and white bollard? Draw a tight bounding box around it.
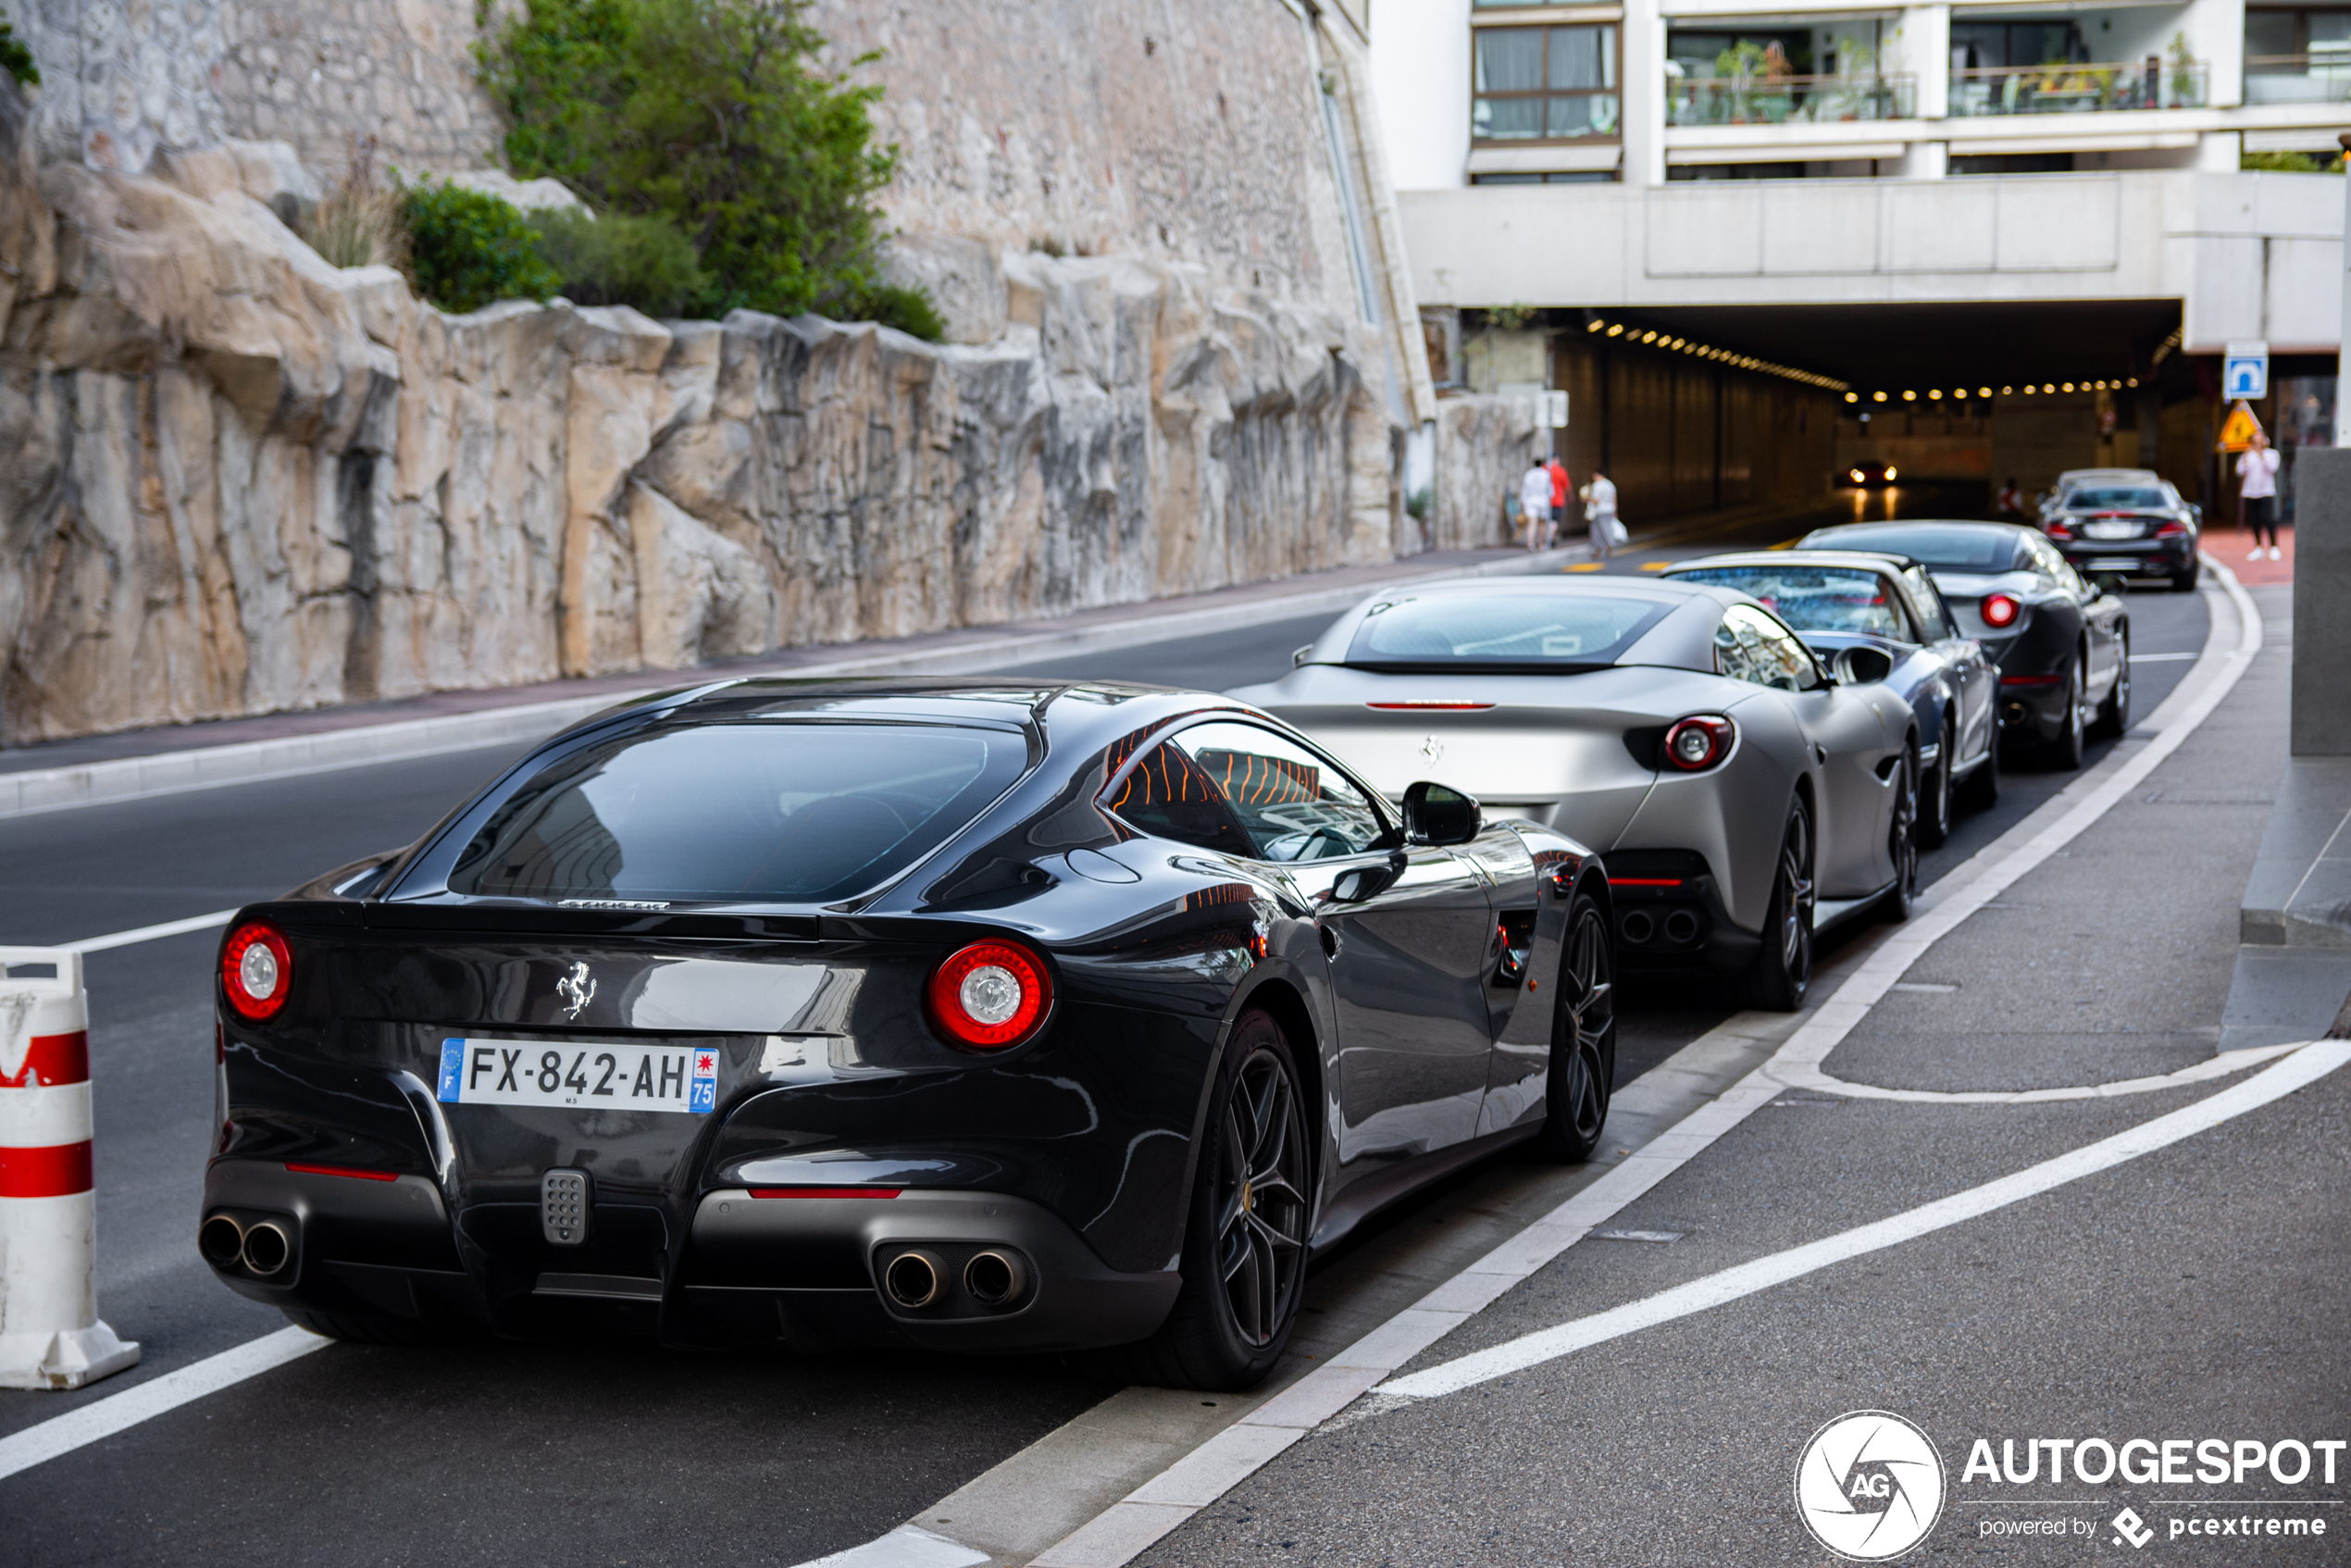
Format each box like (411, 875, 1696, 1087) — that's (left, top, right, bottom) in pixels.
(1, 947, 139, 1389)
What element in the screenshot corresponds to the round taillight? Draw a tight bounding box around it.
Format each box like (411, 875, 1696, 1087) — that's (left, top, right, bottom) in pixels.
(1981, 592, 2021, 629)
(927, 940, 1051, 1051)
(1662, 716, 1734, 772)
(221, 923, 292, 1021)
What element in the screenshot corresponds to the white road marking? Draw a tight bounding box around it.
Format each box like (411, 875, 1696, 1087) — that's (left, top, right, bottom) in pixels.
(62, 909, 239, 955)
(1382, 1039, 2350, 1401)
(2128, 651, 2200, 662)
(0, 1326, 328, 1484)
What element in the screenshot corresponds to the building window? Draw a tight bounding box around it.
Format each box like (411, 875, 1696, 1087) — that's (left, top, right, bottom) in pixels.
(1472, 171, 1620, 183)
(2246, 7, 2351, 104)
(1474, 24, 1621, 143)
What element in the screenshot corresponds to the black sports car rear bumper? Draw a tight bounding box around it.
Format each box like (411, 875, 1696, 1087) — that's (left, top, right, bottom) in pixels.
(2054, 537, 2196, 579)
(202, 1158, 1181, 1352)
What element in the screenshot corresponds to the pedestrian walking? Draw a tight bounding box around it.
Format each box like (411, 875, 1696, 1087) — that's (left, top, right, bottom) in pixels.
(1584, 469, 1620, 561)
(1545, 455, 1571, 552)
(2238, 430, 2282, 561)
(1520, 460, 1553, 553)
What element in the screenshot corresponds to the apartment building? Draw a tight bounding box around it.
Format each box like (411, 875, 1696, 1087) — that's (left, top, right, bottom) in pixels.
(1368, 0, 2348, 519)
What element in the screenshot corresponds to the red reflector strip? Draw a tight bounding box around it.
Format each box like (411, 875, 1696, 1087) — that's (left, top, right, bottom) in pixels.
(0, 1031, 89, 1089)
(1364, 702, 1496, 711)
(284, 1163, 399, 1182)
(1609, 877, 1685, 887)
(746, 1187, 902, 1200)
(2000, 673, 2064, 687)
(0, 1141, 93, 1198)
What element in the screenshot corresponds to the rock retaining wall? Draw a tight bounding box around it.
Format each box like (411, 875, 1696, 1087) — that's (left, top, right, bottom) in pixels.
(0, 89, 1405, 745)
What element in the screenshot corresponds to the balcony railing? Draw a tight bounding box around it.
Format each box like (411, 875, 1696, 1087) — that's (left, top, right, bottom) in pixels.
(1948, 61, 2207, 116)
(1666, 72, 1915, 127)
(2245, 54, 2351, 106)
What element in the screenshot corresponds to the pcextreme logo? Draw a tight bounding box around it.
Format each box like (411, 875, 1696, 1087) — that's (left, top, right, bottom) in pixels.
(1796, 1411, 1948, 1561)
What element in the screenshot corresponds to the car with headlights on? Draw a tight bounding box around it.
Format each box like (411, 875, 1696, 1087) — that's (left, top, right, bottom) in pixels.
(201, 680, 1618, 1390)
(2039, 471, 2201, 591)
(1230, 579, 1921, 1011)
(1797, 520, 2129, 768)
(1658, 551, 1999, 846)
(1845, 460, 1897, 488)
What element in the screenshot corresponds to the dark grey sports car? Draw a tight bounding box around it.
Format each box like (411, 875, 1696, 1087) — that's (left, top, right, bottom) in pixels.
(200, 680, 1617, 1389)
(1797, 521, 2131, 769)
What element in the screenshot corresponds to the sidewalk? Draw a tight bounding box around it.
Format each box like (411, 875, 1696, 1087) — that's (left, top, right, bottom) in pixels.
(0, 544, 1583, 816)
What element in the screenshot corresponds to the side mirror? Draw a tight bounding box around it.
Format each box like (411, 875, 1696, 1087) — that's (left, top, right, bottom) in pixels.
(1832, 646, 1896, 685)
(1402, 781, 1483, 847)
(1329, 865, 1398, 903)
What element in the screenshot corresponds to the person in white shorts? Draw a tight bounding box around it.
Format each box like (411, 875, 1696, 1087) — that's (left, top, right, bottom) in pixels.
(2237, 430, 2281, 561)
(1520, 461, 1554, 552)
(1584, 470, 1620, 562)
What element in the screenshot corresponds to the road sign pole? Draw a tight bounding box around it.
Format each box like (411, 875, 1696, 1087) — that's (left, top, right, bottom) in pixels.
(2338, 135, 2351, 447)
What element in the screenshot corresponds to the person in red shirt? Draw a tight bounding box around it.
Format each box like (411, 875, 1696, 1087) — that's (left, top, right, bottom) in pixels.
(1544, 455, 1571, 552)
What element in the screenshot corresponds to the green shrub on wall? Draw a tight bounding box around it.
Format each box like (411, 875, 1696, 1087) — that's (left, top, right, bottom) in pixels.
(477, 0, 939, 337)
(403, 181, 560, 314)
(530, 207, 709, 317)
(1, 19, 40, 87)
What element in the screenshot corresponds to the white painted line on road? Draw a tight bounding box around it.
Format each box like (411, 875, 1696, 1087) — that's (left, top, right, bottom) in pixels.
(0, 1325, 328, 1484)
(1801, 1039, 2303, 1103)
(2128, 651, 2200, 662)
(796, 1524, 990, 1568)
(1382, 1039, 2351, 1401)
(62, 909, 239, 955)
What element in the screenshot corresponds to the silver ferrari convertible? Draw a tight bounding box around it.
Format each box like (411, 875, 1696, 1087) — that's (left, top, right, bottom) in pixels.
(1230, 578, 1922, 1009)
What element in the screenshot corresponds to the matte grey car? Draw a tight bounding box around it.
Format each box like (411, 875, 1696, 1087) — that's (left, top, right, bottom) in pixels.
(1230, 578, 1922, 1010)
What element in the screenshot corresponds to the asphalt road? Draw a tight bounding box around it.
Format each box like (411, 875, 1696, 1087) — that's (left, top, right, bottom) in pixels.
(0, 490, 2241, 1566)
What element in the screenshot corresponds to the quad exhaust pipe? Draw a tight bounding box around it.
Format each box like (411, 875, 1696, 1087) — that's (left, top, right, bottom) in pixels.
(964, 1250, 1027, 1308)
(198, 1213, 293, 1277)
(882, 1250, 943, 1310)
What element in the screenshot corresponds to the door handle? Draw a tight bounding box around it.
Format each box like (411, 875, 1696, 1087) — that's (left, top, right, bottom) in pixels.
(1319, 925, 1340, 959)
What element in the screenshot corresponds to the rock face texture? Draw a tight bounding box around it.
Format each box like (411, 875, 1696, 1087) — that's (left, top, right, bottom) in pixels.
(0, 88, 1403, 744)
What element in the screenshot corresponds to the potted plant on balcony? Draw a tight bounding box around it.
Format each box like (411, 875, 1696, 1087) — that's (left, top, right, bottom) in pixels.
(1719, 41, 1765, 122)
(2167, 35, 2198, 107)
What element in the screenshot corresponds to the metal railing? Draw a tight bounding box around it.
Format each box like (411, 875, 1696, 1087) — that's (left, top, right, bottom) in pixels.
(1948, 61, 2207, 116)
(2245, 55, 2351, 106)
(1666, 72, 1915, 126)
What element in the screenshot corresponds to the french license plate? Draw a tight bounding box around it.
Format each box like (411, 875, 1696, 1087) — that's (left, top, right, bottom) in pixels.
(2090, 557, 2138, 572)
(437, 1038, 717, 1113)
(2083, 520, 2141, 540)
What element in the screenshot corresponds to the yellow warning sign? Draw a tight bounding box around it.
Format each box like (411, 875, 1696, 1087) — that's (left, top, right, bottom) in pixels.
(2219, 401, 2264, 453)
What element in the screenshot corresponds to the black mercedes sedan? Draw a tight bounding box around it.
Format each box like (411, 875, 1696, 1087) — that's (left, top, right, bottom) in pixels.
(200, 680, 1616, 1389)
(1796, 521, 2130, 769)
(2039, 470, 2201, 592)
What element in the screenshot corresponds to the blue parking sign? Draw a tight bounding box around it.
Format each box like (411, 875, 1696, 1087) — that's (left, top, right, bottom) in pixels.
(2223, 341, 2268, 402)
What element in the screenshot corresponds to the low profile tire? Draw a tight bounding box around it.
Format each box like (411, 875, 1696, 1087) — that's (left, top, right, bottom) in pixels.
(1879, 749, 1920, 925)
(1919, 716, 1955, 850)
(1117, 1010, 1309, 1391)
(2171, 566, 2200, 593)
(1739, 800, 1816, 1012)
(2091, 635, 2132, 740)
(1958, 722, 2000, 812)
(1535, 890, 1616, 1163)
(281, 1309, 452, 1346)
(2044, 655, 2087, 771)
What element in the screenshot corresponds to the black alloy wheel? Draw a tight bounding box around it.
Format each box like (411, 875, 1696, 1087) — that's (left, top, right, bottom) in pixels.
(2171, 561, 2201, 593)
(1880, 749, 1919, 924)
(2092, 632, 2132, 740)
(2046, 653, 2087, 770)
(1536, 890, 1616, 1162)
(1119, 1010, 1310, 1390)
(1740, 800, 1815, 1012)
(1920, 714, 1955, 849)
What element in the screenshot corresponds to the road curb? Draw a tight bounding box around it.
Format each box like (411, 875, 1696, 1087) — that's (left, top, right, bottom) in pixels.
(0, 550, 1576, 821)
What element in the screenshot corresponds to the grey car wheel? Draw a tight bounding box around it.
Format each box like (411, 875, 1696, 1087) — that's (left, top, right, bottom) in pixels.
(2046, 654, 2087, 770)
(1881, 750, 1919, 924)
(1740, 801, 1815, 1012)
(1536, 890, 1616, 1162)
(2092, 632, 2132, 740)
(1920, 716, 1954, 849)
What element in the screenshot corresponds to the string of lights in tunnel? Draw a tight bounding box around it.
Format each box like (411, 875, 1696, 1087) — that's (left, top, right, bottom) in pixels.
(1844, 380, 2142, 404)
(1583, 318, 1847, 392)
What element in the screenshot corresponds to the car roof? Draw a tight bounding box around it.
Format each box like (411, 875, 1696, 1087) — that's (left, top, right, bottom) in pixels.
(1665, 549, 1920, 576)
(1295, 574, 1750, 675)
(2057, 468, 2161, 488)
(1797, 520, 2036, 569)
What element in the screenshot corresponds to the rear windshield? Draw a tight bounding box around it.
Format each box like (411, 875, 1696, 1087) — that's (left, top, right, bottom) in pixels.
(2061, 487, 2168, 511)
(444, 722, 1027, 904)
(1342, 591, 1667, 670)
(1666, 566, 1906, 640)
(1804, 526, 2015, 572)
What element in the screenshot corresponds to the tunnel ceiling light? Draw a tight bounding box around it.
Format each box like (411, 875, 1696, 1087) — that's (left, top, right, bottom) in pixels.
(2061, 381, 2075, 392)
(1928, 389, 1943, 400)
(1872, 391, 1887, 402)
(1845, 392, 1859, 403)
(1587, 319, 1605, 332)
(1902, 390, 1917, 401)
(1978, 386, 1992, 398)
(2127, 377, 2140, 387)
(1607, 323, 1624, 336)
(2042, 383, 2055, 392)
(1641, 330, 1659, 342)
(2001, 385, 2014, 394)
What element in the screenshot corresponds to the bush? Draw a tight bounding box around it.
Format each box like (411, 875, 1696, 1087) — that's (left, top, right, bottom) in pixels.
(402, 181, 559, 314)
(846, 281, 947, 342)
(531, 207, 709, 317)
(300, 139, 409, 271)
(1, 20, 37, 88)
(477, 0, 940, 335)
(2242, 150, 2345, 174)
